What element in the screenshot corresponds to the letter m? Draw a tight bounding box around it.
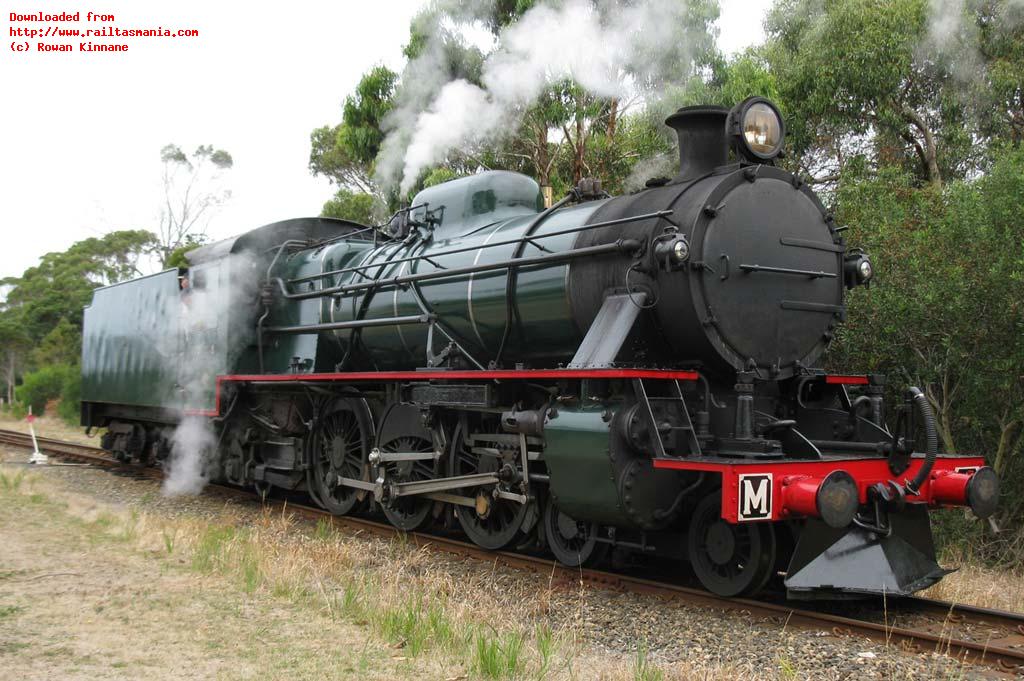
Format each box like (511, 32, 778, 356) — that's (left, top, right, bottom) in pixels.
(738, 474, 772, 521)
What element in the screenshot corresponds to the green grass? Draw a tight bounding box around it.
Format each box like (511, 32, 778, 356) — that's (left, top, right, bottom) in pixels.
(379, 597, 430, 656)
(633, 644, 664, 681)
(313, 517, 334, 542)
(116, 510, 140, 543)
(534, 623, 555, 679)
(190, 525, 239, 573)
(0, 605, 24, 620)
(0, 470, 26, 492)
(161, 528, 176, 555)
(475, 629, 525, 679)
(777, 654, 798, 680)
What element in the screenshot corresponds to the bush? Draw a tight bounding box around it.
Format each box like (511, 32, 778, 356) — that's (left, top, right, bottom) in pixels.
(57, 370, 81, 425)
(14, 364, 79, 423)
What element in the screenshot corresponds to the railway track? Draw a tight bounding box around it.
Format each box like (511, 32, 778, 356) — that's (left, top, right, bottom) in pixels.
(2, 427, 1022, 675)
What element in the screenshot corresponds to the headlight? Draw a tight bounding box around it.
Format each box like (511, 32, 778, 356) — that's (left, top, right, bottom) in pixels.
(654, 235, 691, 271)
(858, 259, 873, 282)
(672, 239, 690, 262)
(728, 97, 786, 161)
(844, 251, 873, 289)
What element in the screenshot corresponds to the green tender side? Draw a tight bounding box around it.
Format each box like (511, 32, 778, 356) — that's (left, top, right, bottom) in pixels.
(83, 256, 256, 413)
(543, 407, 630, 527)
(81, 269, 184, 411)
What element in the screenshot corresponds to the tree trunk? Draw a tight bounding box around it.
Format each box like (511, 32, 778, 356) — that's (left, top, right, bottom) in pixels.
(574, 114, 586, 184)
(993, 412, 1022, 476)
(902, 106, 942, 187)
(536, 125, 549, 186)
(5, 354, 14, 405)
(606, 98, 618, 142)
(924, 381, 957, 453)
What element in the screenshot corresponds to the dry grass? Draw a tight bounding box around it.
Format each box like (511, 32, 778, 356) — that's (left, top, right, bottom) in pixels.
(0, 411, 96, 446)
(2, 465, 1001, 679)
(924, 547, 1024, 612)
(2, 469, 705, 679)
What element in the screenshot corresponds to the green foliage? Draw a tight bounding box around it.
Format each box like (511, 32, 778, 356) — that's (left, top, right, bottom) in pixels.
(164, 234, 210, 270)
(672, 50, 781, 111)
(57, 369, 81, 425)
(420, 167, 459, 189)
(14, 364, 76, 416)
(763, 0, 1024, 185)
(309, 65, 399, 196)
(831, 147, 1024, 552)
(1, 229, 157, 342)
(28, 318, 81, 369)
(320, 189, 378, 225)
(0, 229, 155, 409)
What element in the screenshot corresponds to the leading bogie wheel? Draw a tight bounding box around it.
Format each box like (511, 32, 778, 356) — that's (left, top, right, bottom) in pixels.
(308, 397, 371, 516)
(687, 492, 776, 597)
(543, 499, 608, 568)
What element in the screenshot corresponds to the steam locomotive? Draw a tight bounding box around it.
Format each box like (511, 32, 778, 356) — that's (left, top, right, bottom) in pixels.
(81, 98, 998, 598)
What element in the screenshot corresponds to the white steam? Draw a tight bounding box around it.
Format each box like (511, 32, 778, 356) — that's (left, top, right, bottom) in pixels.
(161, 253, 260, 497)
(924, 0, 1024, 82)
(162, 416, 216, 496)
(377, 0, 711, 194)
(623, 152, 678, 192)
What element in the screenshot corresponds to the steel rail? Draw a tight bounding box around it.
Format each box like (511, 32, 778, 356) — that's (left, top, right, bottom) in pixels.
(2, 428, 1022, 674)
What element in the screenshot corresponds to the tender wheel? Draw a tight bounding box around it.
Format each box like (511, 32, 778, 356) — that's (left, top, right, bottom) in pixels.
(544, 499, 608, 568)
(449, 422, 528, 550)
(379, 435, 436, 531)
(308, 397, 371, 515)
(687, 492, 776, 597)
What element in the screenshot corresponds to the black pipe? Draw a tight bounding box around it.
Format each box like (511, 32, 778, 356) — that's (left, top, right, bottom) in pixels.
(265, 314, 432, 335)
(906, 387, 939, 494)
(274, 239, 640, 301)
(664, 106, 729, 180)
(653, 473, 705, 521)
(288, 210, 674, 285)
(810, 439, 891, 453)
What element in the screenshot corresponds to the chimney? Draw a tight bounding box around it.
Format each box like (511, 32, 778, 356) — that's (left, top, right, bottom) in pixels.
(664, 105, 729, 181)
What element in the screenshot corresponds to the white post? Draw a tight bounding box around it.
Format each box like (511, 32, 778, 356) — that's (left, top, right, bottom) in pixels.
(27, 405, 47, 465)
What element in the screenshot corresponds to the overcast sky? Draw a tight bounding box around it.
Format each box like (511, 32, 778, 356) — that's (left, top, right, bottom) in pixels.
(0, 0, 771, 279)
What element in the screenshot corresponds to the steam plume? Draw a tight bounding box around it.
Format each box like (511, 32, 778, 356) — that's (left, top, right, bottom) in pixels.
(161, 253, 259, 496)
(376, 0, 714, 194)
